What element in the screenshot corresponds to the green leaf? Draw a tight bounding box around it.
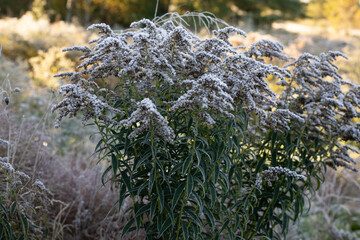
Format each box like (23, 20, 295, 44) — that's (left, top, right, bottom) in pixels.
(192, 192, 204, 214)
(182, 221, 189, 240)
(20, 213, 28, 237)
(183, 206, 202, 229)
(111, 154, 118, 176)
(203, 206, 215, 230)
(120, 218, 135, 239)
(255, 153, 266, 175)
(164, 203, 175, 226)
(2, 218, 13, 239)
(94, 138, 104, 152)
(196, 136, 209, 148)
(226, 225, 235, 240)
(197, 148, 212, 162)
(137, 180, 149, 196)
(10, 201, 16, 216)
(158, 183, 164, 213)
(101, 166, 112, 186)
(198, 165, 206, 183)
(219, 171, 230, 192)
(208, 182, 217, 207)
(186, 174, 194, 199)
(134, 151, 151, 170)
(172, 182, 186, 210)
(134, 204, 150, 219)
(223, 154, 232, 172)
(151, 146, 157, 160)
(182, 155, 192, 175)
(235, 169, 242, 190)
(150, 197, 157, 222)
(282, 212, 288, 234)
(134, 204, 141, 232)
(194, 148, 201, 167)
(118, 184, 127, 211)
(169, 163, 183, 176)
(0, 202, 8, 219)
(214, 162, 219, 183)
(121, 171, 132, 194)
(158, 218, 172, 238)
(294, 195, 301, 221)
(157, 214, 163, 235)
(220, 219, 230, 233)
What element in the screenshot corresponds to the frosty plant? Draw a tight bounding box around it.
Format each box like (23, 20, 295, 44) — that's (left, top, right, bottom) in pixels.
(53, 12, 360, 239)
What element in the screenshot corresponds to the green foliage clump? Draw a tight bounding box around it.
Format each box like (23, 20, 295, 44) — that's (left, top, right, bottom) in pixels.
(53, 13, 360, 239)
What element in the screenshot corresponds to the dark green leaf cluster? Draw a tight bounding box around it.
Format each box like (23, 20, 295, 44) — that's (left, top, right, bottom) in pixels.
(94, 94, 322, 239)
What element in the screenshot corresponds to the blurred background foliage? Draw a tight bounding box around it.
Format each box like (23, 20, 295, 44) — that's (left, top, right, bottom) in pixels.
(0, 0, 359, 239)
(0, 0, 304, 27)
(1, 0, 359, 30)
(1, 0, 359, 29)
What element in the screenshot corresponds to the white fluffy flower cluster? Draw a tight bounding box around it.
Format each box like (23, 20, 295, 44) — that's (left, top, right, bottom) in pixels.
(53, 18, 301, 131)
(120, 98, 175, 143)
(256, 166, 306, 188)
(279, 51, 360, 171)
(170, 73, 234, 125)
(0, 160, 15, 173)
(52, 83, 122, 128)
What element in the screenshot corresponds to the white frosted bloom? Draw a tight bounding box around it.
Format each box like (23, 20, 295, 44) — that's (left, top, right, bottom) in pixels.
(261, 166, 306, 187)
(53, 18, 292, 129)
(15, 171, 31, 182)
(280, 51, 360, 170)
(33, 179, 52, 195)
(120, 98, 175, 143)
(0, 161, 15, 173)
(171, 73, 234, 124)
